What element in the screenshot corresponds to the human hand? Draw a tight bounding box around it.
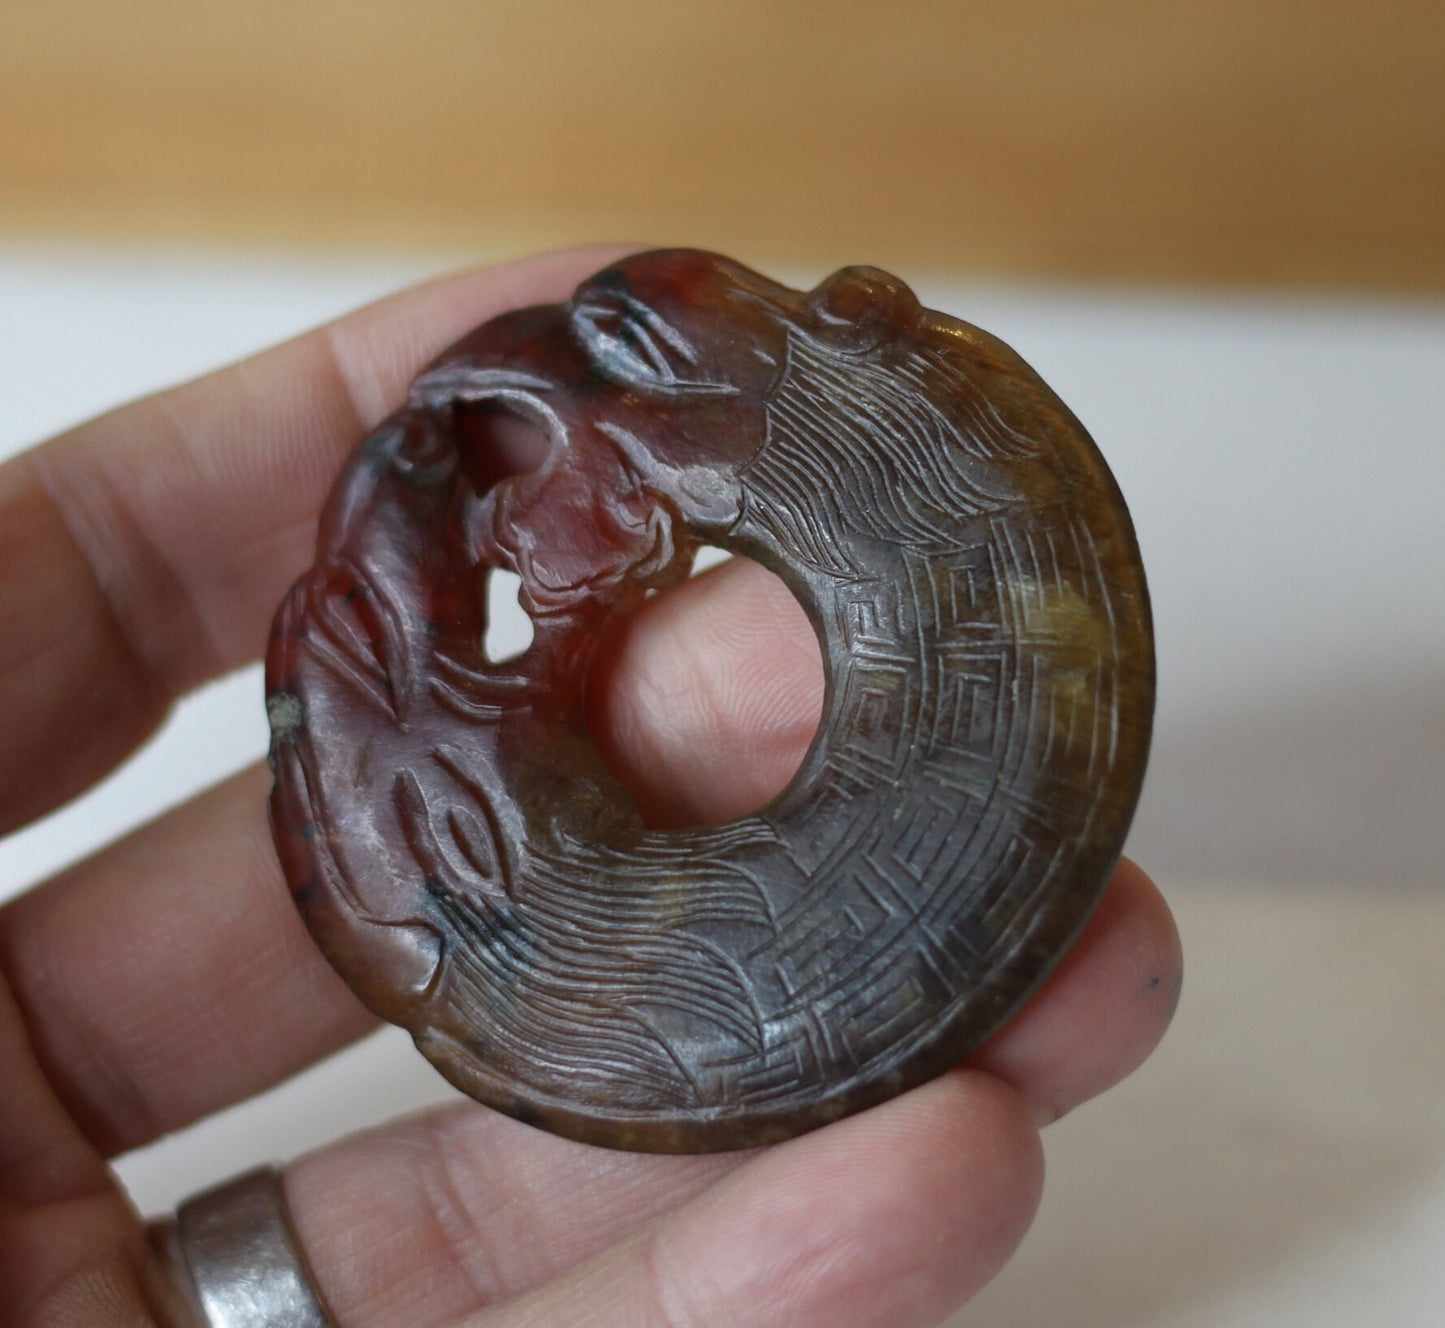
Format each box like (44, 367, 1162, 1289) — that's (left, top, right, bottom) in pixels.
(0, 247, 1181, 1328)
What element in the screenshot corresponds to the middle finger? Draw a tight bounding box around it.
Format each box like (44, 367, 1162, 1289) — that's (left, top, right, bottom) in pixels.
(0, 738, 1174, 1166)
(0, 765, 373, 1157)
(0, 552, 1178, 1158)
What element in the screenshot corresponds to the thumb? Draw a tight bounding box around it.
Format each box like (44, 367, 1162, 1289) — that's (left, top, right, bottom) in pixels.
(587, 556, 825, 828)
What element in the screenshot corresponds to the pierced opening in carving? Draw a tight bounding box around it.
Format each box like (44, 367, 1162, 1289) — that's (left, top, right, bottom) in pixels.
(455, 399, 550, 667)
(588, 553, 825, 831)
(691, 543, 733, 576)
(484, 568, 534, 664)
(455, 396, 552, 496)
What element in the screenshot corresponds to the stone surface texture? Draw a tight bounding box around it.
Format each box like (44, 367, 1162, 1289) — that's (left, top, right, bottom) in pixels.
(266, 250, 1153, 1151)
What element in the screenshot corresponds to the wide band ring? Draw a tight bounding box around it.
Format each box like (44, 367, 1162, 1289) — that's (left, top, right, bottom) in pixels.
(150, 1166, 334, 1328)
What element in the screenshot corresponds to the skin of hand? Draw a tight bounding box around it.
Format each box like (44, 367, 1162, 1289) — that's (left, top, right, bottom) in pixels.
(0, 247, 1182, 1328)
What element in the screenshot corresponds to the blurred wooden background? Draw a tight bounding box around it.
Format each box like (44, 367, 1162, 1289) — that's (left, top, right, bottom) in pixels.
(2, 0, 1442, 288)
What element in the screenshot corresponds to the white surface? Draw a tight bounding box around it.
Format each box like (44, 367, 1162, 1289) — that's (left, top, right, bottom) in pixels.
(2, 241, 1443, 1323)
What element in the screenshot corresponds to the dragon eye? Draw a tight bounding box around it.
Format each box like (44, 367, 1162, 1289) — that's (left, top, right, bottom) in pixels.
(573, 296, 700, 388)
(572, 303, 662, 385)
(571, 292, 738, 397)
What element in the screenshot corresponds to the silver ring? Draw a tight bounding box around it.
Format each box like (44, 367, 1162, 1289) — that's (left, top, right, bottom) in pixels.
(150, 1166, 335, 1328)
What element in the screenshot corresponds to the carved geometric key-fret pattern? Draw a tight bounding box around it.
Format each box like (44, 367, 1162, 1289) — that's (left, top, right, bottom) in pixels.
(268, 249, 1152, 1151)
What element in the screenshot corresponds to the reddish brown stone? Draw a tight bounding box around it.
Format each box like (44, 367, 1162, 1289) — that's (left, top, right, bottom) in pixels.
(267, 250, 1153, 1151)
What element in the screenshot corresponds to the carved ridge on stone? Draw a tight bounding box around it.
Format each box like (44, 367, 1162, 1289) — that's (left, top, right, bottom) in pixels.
(266, 249, 1154, 1152)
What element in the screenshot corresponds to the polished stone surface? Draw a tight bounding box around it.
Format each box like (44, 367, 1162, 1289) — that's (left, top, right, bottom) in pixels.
(266, 251, 1152, 1150)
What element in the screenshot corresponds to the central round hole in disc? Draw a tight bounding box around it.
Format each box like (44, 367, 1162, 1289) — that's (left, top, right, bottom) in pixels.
(588, 548, 826, 830)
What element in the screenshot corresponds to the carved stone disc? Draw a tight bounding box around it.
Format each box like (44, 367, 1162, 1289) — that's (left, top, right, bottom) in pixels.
(266, 250, 1153, 1152)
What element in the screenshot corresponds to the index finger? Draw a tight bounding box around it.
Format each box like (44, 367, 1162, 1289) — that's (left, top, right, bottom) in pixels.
(0, 245, 634, 836)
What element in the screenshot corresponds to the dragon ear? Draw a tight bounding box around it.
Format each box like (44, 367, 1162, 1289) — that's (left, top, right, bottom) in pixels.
(805, 266, 923, 352)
